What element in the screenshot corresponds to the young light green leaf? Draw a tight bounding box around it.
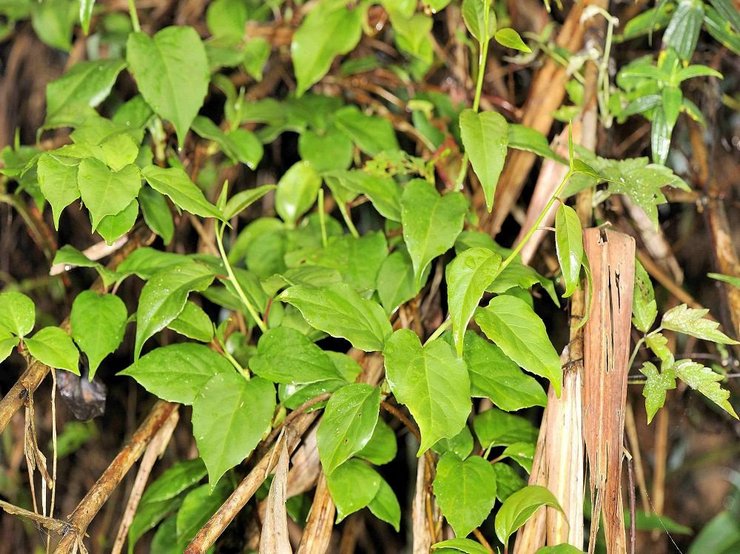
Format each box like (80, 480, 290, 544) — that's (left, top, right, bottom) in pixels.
(44, 59, 127, 128)
(500, 442, 535, 473)
(249, 326, 342, 384)
(646, 332, 674, 367)
(368, 476, 401, 531)
(25, 326, 79, 374)
(384, 330, 471, 454)
(37, 154, 80, 228)
(79, 0, 95, 35)
(317, 383, 381, 474)
(325, 170, 402, 222)
(274, 161, 321, 227)
(632, 259, 657, 333)
(459, 109, 508, 212)
(475, 295, 562, 395)
(401, 180, 467, 286)
(463, 332, 547, 411)
(377, 249, 418, 314)
(291, 4, 363, 96)
(639, 361, 676, 423)
(279, 284, 392, 352)
(494, 485, 563, 547)
(432, 538, 490, 554)
(191, 116, 264, 169)
(447, 247, 502, 356)
(167, 301, 214, 343)
(473, 408, 538, 449)
(708, 273, 740, 289)
(433, 453, 497, 537)
(554, 204, 583, 298)
(494, 28, 532, 52)
(134, 261, 216, 358)
(139, 187, 175, 245)
(536, 545, 585, 553)
(0, 332, 19, 364)
(299, 127, 353, 172)
(77, 159, 141, 230)
(432, 426, 475, 460)
(142, 165, 223, 219)
(192, 373, 275, 486)
(309, 232, 388, 294)
(326, 459, 382, 522)
(661, 304, 739, 344)
(674, 359, 737, 418)
(70, 291, 127, 378)
(507, 124, 564, 162)
(223, 184, 276, 220)
(120, 343, 232, 404)
(462, 0, 495, 43)
(126, 27, 209, 145)
(0, 291, 35, 337)
(357, 419, 397, 466)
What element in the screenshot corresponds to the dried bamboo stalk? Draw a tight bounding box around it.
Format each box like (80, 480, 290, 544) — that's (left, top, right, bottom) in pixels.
(296, 472, 335, 554)
(582, 228, 636, 553)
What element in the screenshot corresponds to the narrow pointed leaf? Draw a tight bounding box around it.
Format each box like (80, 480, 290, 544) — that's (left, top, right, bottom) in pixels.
(554, 204, 583, 298)
(37, 154, 80, 228)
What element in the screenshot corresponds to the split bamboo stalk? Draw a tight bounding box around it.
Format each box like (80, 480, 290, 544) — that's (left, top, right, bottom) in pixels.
(582, 228, 636, 553)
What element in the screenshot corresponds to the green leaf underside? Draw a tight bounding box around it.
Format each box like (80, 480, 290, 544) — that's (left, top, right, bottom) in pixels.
(192, 373, 275, 486)
(661, 304, 739, 344)
(433, 453, 497, 537)
(475, 295, 562, 395)
(384, 329, 471, 454)
(317, 383, 381, 474)
(120, 343, 233, 404)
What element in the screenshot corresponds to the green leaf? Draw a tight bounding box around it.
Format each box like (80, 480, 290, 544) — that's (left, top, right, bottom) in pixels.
(97, 199, 139, 244)
(325, 170, 402, 222)
(0, 332, 19, 364)
(279, 284, 392, 352)
(292, 4, 363, 96)
(662, 0, 704, 60)
(175, 480, 232, 545)
(140, 458, 207, 504)
(473, 408, 538, 449)
(650, 103, 672, 165)
(77, 158, 141, 231)
(494, 485, 562, 546)
(462, 0, 495, 43)
(662, 304, 739, 344)
(334, 106, 400, 156)
(432, 538, 490, 554)
(447, 247, 502, 356)
(507, 125, 564, 162)
(708, 273, 740, 289)
(646, 332, 674, 367)
(249, 327, 342, 384)
(44, 59, 127, 128)
(475, 295, 562, 395)
(79, 0, 95, 35)
(168, 301, 214, 343)
(140, 187, 175, 245)
(0, 291, 35, 337)
(639, 362, 676, 423)
(433, 453, 497, 537)
(662, 85, 682, 128)
(500, 442, 535, 473)
(99, 133, 140, 171)
(129, 497, 182, 553)
(36, 154, 80, 228)
(25, 326, 79, 374)
(674, 359, 737, 418)
(206, 0, 248, 41)
(223, 184, 276, 221)
(275, 161, 321, 227)
(31, 0, 76, 51)
(433, 426, 475, 460)
(134, 261, 216, 358)
(308, 232, 388, 294)
(368, 476, 401, 530)
(384, 330, 471, 454)
(632, 259, 657, 333)
(401, 179, 467, 286)
(377, 249, 418, 314)
(459, 109, 508, 212)
(126, 27, 209, 145)
(493, 463, 526, 501)
(463, 332, 547, 411)
(318, 384, 381, 474)
(536, 545, 585, 553)
(554, 204, 583, 298)
(688, 510, 740, 554)
(191, 116, 264, 169)
(121, 343, 232, 404)
(142, 165, 223, 219)
(326, 459, 382, 522)
(494, 28, 532, 52)
(356, 419, 397, 465)
(299, 127, 354, 172)
(192, 373, 275, 486)
(70, 291, 127, 378)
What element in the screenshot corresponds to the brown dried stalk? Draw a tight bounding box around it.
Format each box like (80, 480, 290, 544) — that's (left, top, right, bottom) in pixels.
(260, 440, 292, 553)
(54, 401, 179, 553)
(582, 228, 636, 553)
(296, 472, 336, 554)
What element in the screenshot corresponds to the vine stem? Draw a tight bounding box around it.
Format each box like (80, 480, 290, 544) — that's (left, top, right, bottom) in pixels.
(215, 222, 268, 334)
(127, 0, 141, 33)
